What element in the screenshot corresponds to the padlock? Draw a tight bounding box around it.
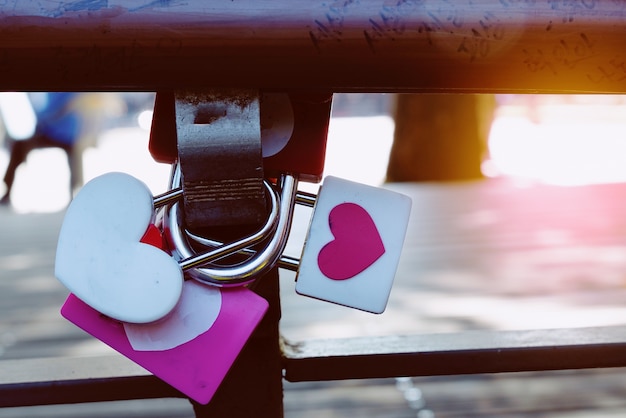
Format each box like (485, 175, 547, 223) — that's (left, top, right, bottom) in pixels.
(55, 89, 409, 408)
(177, 171, 413, 314)
(54, 172, 184, 324)
(60, 227, 268, 405)
(55, 169, 286, 404)
(163, 164, 298, 287)
(55, 171, 283, 323)
(175, 89, 267, 228)
(261, 92, 333, 183)
(149, 91, 332, 183)
(295, 176, 412, 314)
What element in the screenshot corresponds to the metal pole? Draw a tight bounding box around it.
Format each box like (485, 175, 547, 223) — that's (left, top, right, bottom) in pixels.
(191, 268, 284, 417)
(1, 2, 625, 92)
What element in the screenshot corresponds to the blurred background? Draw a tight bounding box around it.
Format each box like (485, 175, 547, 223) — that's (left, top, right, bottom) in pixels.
(3, 93, 626, 212)
(1, 92, 626, 417)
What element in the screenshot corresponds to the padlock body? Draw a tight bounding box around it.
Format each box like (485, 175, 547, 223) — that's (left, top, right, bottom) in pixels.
(149, 91, 332, 183)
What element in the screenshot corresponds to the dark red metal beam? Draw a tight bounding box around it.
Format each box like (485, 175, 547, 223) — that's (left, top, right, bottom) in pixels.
(283, 326, 626, 382)
(1, 1, 625, 92)
(0, 356, 183, 406)
(3, 326, 626, 407)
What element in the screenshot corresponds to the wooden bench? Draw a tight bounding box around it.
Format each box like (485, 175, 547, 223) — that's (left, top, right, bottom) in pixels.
(1, 2, 626, 416)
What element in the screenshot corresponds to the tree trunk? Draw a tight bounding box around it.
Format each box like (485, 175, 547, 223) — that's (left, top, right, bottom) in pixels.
(386, 94, 496, 182)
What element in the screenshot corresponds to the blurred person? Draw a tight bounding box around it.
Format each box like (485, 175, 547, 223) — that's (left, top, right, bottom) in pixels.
(0, 92, 86, 206)
(0, 109, 5, 150)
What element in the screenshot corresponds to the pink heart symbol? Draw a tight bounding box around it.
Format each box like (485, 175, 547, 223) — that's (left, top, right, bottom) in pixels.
(317, 202, 385, 280)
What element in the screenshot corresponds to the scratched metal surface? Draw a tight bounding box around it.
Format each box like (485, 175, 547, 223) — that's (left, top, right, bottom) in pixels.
(0, 1, 625, 92)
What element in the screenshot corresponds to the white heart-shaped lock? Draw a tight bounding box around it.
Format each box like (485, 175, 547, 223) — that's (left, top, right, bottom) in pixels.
(55, 172, 183, 323)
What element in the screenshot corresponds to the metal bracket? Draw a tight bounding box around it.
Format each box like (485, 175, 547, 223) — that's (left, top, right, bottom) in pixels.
(175, 89, 266, 228)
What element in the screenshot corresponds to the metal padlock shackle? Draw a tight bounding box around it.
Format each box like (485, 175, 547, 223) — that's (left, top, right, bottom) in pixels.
(154, 165, 280, 276)
(174, 179, 279, 270)
(183, 187, 315, 272)
(185, 226, 301, 272)
(163, 164, 298, 287)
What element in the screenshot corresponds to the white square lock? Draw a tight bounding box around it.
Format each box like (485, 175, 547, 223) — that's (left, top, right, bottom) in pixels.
(295, 176, 412, 313)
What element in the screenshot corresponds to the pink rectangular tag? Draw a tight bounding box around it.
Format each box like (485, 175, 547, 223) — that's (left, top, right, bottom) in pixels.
(61, 283, 268, 405)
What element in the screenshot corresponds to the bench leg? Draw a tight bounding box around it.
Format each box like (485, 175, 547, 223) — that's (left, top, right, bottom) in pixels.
(191, 268, 284, 417)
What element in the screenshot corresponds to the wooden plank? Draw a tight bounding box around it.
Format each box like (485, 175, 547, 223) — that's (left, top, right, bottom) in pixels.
(282, 326, 626, 382)
(0, 1, 625, 92)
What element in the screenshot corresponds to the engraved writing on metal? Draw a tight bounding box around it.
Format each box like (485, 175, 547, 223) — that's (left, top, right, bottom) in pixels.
(3, 2, 626, 92)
